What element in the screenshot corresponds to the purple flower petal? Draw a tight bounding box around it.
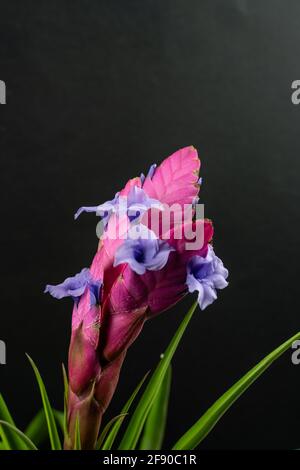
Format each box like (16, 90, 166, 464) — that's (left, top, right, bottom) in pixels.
(140, 173, 146, 184)
(45, 268, 102, 305)
(146, 163, 157, 180)
(88, 280, 102, 306)
(74, 192, 120, 228)
(74, 186, 162, 226)
(140, 163, 157, 187)
(114, 239, 147, 275)
(114, 225, 174, 275)
(200, 282, 217, 310)
(144, 241, 174, 271)
(186, 246, 228, 310)
(126, 186, 163, 221)
(74, 206, 101, 220)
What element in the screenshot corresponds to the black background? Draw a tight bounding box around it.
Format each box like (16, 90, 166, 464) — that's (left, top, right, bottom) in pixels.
(1, 0, 300, 450)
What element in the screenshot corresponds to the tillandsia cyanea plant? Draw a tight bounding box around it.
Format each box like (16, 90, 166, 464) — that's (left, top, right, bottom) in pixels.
(0, 147, 299, 451)
(45, 146, 228, 449)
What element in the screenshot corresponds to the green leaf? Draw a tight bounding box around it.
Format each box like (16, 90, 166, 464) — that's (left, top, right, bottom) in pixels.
(96, 414, 127, 450)
(139, 364, 172, 450)
(73, 414, 81, 450)
(54, 410, 64, 434)
(172, 331, 300, 450)
(101, 371, 150, 450)
(25, 409, 48, 447)
(62, 363, 69, 438)
(0, 421, 37, 450)
(26, 354, 62, 450)
(25, 409, 64, 447)
(119, 301, 198, 450)
(0, 394, 28, 450)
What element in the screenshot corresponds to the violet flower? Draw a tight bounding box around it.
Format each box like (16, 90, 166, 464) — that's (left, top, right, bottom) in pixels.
(114, 225, 174, 275)
(74, 186, 162, 226)
(46, 146, 223, 450)
(74, 192, 120, 228)
(186, 245, 228, 310)
(44, 268, 101, 305)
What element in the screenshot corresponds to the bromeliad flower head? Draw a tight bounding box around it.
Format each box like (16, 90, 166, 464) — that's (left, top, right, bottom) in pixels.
(186, 245, 228, 310)
(44, 268, 102, 305)
(45, 145, 229, 449)
(113, 224, 175, 275)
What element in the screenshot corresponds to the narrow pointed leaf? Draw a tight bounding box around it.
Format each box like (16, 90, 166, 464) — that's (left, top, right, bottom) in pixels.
(119, 301, 198, 450)
(0, 394, 28, 450)
(101, 371, 150, 450)
(74, 415, 81, 450)
(26, 354, 62, 450)
(0, 421, 37, 450)
(62, 363, 69, 437)
(96, 414, 127, 450)
(173, 331, 300, 449)
(54, 410, 64, 434)
(139, 365, 172, 450)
